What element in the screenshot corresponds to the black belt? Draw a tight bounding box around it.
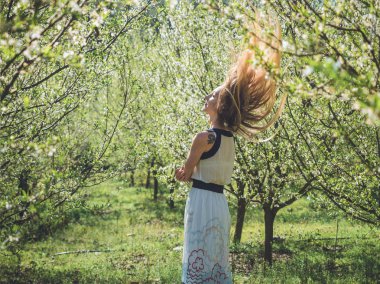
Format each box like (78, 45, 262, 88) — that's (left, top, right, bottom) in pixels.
(192, 179, 224, 194)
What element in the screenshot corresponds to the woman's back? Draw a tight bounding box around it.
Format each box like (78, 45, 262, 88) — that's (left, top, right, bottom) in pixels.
(191, 128, 235, 186)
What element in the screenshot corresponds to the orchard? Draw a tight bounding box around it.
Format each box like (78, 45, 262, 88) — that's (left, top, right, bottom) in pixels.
(1, 0, 379, 282)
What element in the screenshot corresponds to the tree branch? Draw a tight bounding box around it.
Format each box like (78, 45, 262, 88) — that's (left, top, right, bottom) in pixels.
(21, 65, 69, 91)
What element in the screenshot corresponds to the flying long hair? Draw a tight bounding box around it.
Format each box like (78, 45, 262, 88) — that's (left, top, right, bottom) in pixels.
(217, 13, 287, 140)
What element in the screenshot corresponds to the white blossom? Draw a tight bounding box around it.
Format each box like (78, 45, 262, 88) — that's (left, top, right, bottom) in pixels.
(69, 1, 82, 13)
(90, 11, 103, 27)
(63, 50, 74, 59)
(48, 147, 56, 157)
(282, 40, 290, 50)
(23, 48, 33, 60)
(302, 66, 313, 77)
(30, 27, 42, 40)
(339, 93, 350, 101)
(8, 235, 19, 242)
(333, 59, 341, 70)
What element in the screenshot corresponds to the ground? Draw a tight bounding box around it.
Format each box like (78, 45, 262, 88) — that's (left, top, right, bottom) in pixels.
(1, 179, 379, 283)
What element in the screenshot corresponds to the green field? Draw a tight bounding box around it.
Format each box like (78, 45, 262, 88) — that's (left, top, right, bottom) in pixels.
(1, 180, 379, 283)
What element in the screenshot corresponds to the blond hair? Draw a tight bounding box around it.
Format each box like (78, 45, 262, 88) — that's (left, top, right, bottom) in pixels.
(217, 13, 287, 140)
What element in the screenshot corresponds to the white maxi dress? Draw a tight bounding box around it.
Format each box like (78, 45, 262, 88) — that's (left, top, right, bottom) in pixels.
(182, 128, 235, 284)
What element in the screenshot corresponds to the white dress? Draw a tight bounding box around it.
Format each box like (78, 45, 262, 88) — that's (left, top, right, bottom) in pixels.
(182, 128, 235, 284)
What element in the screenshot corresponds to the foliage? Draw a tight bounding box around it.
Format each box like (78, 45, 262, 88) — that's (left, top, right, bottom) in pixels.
(1, 0, 379, 274)
(0, 0, 154, 251)
(205, 0, 380, 226)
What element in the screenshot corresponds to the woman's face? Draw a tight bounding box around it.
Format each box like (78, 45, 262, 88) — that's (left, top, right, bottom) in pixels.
(203, 86, 221, 115)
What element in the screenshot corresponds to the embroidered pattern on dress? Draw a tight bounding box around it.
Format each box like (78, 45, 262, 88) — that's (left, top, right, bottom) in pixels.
(183, 218, 231, 284)
(186, 250, 229, 283)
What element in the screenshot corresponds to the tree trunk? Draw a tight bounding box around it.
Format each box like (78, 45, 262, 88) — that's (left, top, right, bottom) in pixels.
(18, 169, 30, 193)
(145, 167, 151, 189)
(129, 169, 135, 187)
(264, 206, 277, 265)
(18, 169, 30, 219)
(233, 197, 247, 243)
(145, 158, 155, 188)
(168, 184, 174, 209)
(167, 174, 175, 209)
(153, 169, 158, 201)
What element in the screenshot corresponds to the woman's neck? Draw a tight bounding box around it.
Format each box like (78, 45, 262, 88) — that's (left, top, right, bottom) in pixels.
(209, 115, 226, 130)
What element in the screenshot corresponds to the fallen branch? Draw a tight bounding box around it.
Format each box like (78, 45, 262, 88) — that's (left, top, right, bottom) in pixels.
(52, 249, 114, 256)
(289, 237, 379, 243)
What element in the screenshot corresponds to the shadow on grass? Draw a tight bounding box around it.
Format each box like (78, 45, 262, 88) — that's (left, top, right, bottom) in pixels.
(229, 237, 380, 283)
(0, 259, 144, 284)
(66, 186, 187, 229)
(1, 183, 379, 284)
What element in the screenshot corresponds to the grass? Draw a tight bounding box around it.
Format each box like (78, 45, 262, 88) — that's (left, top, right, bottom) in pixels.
(1, 179, 379, 283)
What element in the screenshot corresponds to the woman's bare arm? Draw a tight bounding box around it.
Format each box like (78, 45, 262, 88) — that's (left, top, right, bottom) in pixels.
(175, 131, 216, 182)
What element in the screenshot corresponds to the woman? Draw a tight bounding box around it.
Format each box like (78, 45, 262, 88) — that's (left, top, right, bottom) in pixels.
(176, 16, 285, 283)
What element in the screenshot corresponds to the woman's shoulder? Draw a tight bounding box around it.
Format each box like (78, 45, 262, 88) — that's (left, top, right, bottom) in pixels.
(194, 130, 217, 145)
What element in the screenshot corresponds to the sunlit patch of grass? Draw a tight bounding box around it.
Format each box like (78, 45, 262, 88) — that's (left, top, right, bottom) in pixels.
(1, 179, 379, 283)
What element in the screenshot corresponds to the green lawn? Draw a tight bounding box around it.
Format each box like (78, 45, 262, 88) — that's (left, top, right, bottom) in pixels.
(1, 179, 379, 283)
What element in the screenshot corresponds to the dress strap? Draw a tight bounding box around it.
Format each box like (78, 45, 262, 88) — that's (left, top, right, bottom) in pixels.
(211, 127, 233, 137)
(200, 129, 221, 160)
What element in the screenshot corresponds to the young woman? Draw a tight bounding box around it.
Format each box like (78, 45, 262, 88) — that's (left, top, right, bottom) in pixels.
(176, 16, 285, 283)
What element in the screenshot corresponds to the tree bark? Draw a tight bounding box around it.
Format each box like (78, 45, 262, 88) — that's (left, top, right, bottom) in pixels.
(129, 169, 135, 187)
(145, 158, 155, 188)
(232, 180, 246, 243)
(233, 196, 247, 243)
(233, 180, 247, 243)
(168, 185, 174, 209)
(153, 169, 158, 201)
(167, 174, 175, 209)
(264, 206, 277, 265)
(18, 169, 30, 193)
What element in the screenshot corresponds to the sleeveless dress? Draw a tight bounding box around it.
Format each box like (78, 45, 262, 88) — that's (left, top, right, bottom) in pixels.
(182, 128, 235, 284)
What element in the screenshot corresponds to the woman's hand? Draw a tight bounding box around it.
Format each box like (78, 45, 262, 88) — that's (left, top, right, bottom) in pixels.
(175, 166, 192, 182)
